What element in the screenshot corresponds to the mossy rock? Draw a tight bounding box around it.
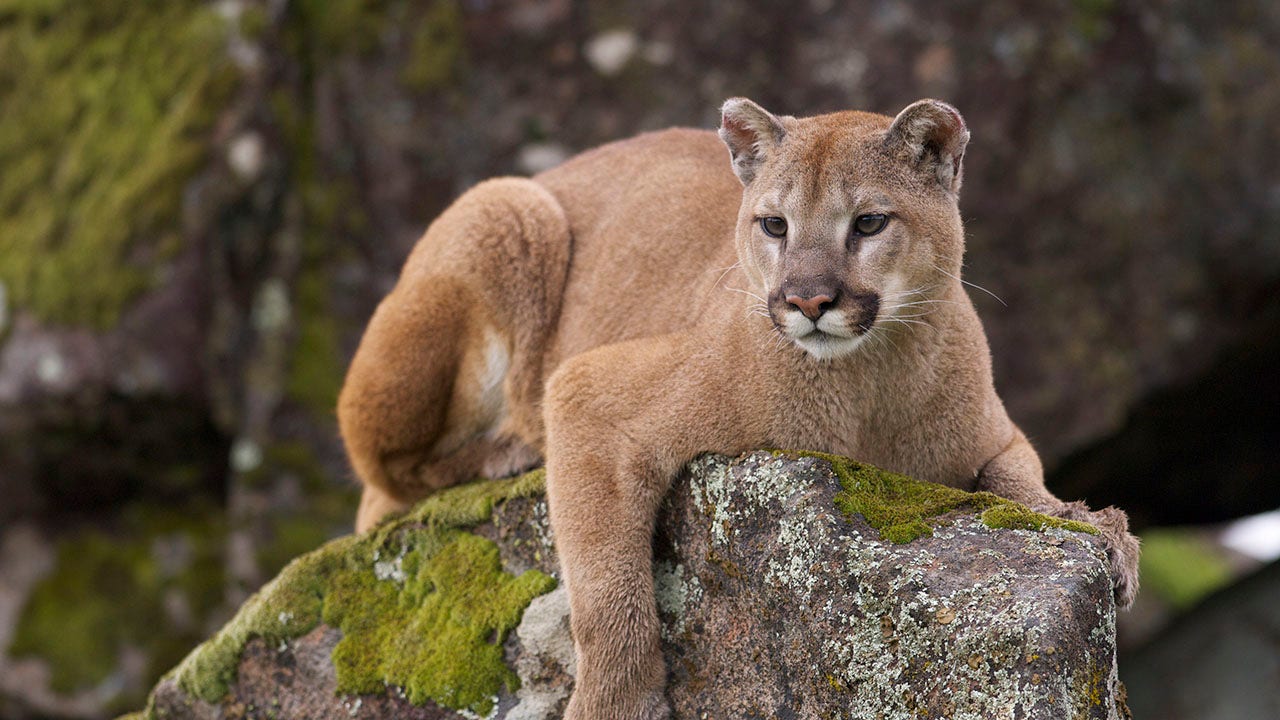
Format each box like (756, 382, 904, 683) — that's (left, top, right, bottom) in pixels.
(0, 0, 236, 328)
(120, 452, 1123, 719)
(7, 458, 352, 716)
(144, 470, 555, 718)
(811, 450, 1099, 543)
(657, 452, 1124, 719)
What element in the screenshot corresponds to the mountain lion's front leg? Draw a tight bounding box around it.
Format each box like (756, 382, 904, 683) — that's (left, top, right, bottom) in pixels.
(542, 336, 753, 720)
(545, 443, 670, 720)
(976, 430, 1141, 608)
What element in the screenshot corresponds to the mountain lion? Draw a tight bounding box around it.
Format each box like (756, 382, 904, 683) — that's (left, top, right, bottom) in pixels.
(338, 98, 1140, 719)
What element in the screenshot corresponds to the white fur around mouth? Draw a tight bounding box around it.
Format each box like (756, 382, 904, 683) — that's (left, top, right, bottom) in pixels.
(774, 310, 868, 359)
(793, 329, 866, 360)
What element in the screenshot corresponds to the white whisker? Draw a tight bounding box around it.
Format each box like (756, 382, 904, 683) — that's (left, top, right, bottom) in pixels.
(886, 298, 961, 308)
(881, 283, 940, 299)
(931, 264, 1006, 306)
(884, 317, 935, 330)
(725, 286, 768, 304)
(711, 261, 743, 290)
(866, 325, 900, 354)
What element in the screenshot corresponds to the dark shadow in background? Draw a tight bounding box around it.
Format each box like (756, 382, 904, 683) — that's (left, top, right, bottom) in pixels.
(1050, 290, 1280, 528)
(0, 394, 230, 524)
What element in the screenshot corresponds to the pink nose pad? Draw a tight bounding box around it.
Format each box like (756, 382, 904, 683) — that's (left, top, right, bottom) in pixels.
(785, 294, 834, 321)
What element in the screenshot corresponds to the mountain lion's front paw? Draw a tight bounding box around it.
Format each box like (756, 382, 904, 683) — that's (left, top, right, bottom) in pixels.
(1047, 501, 1140, 609)
(1090, 505, 1141, 609)
(564, 689, 670, 720)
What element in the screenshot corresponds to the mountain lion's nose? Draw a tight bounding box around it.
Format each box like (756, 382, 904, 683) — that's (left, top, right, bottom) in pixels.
(785, 293, 836, 321)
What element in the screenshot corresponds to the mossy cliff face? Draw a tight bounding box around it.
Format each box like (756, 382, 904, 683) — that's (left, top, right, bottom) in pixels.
(143, 470, 554, 718)
(0, 0, 234, 328)
(5, 507, 225, 715)
(129, 453, 1124, 719)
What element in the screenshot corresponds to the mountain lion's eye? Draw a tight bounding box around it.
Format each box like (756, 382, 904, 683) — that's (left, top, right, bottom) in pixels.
(760, 216, 787, 238)
(853, 213, 889, 236)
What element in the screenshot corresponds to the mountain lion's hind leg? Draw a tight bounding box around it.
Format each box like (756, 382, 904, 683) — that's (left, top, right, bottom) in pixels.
(340, 178, 571, 533)
(976, 431, 1140, 608)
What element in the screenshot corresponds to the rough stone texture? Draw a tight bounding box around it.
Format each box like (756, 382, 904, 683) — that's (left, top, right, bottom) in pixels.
(658, 454, 1123, 719)
(131, 452, 1126, 720)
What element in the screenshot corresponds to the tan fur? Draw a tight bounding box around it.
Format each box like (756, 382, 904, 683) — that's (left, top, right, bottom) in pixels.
(338, 99, 1140, 718)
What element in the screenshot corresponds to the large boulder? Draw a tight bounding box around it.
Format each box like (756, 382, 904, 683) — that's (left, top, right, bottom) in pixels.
(129, 452, 1128, 720)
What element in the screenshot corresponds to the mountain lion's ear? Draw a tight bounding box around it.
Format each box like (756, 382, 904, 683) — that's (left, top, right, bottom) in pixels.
(885, 99, 970, 194)
(719, 97, 787, 185)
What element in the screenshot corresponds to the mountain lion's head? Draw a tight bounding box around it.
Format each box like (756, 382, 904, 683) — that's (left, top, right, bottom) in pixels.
(719, 98, 970, 360)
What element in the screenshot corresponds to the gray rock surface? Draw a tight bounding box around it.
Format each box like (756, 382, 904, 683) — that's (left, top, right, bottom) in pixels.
(658, 454, 1124, 719)
(132, 452, 1127, 720)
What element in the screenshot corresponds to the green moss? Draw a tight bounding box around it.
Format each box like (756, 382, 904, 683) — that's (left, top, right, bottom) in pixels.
(817, 452, 1000, 543)
(326, 532, 555, 710)
(880, 519, 936, 544)
(401, 0, 465, 92)
(981, 504, 1098, 535)
(1138, 528, 1232, 609)
(406, 467, 546, 526)
(170, 540, 342, 701)
(11, 536, 144, 692)
(0, 0, 235, 327)
(794, 451, 1097, 543)
(164, 469, 553, 715)
(9, 505, 225, 701)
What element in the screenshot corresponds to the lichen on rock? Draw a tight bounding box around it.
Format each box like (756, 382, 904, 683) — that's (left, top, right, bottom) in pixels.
(660, 451, 1124, 719)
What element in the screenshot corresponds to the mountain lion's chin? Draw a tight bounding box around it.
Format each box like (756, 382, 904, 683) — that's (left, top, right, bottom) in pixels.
(793, 331, 866, 361)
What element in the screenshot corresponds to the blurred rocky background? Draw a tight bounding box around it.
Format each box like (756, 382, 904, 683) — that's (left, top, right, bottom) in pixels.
(0, 0, 1276, 718)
